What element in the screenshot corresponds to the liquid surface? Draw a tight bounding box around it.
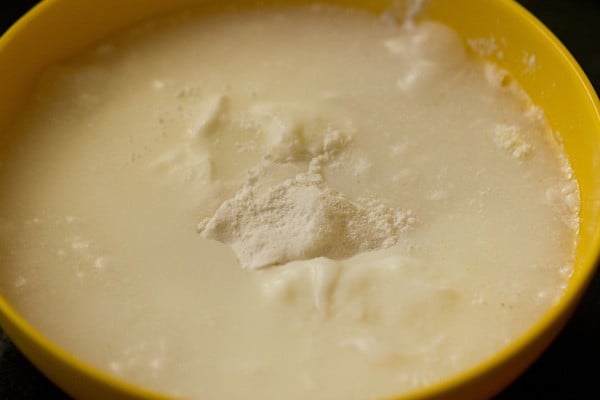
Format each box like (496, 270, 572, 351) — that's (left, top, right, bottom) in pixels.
(0, 3, 579, 400)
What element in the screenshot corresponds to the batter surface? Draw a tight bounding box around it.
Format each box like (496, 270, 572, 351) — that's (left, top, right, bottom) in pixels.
(0, 2, 579, 399)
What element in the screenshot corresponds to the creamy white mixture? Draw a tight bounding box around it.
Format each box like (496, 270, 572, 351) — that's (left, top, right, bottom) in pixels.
(0, 3, 579, 400)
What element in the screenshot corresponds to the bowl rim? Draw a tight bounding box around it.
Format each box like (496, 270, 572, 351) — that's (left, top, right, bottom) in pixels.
(0, 0, 599, 399)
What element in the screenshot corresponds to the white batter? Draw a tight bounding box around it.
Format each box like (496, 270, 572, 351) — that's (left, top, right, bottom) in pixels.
(0, 2, 579, 400)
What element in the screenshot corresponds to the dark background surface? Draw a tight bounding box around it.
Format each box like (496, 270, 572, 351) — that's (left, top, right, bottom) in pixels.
(0, 0, 599, 399)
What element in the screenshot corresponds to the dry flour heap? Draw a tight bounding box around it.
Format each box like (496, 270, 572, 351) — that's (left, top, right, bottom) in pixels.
(198, 131, 415, 269)
(194, 0, 435, 271)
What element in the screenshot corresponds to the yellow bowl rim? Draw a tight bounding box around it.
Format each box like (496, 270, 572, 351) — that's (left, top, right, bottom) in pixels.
(0, 0, 598, 399)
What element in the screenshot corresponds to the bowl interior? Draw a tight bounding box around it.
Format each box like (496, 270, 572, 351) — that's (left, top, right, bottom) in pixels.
(0, 1, 599, 399)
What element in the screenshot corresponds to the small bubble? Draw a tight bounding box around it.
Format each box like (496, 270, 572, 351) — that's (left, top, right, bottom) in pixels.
(94, 256, 110, 270)
(152, 80, 166, 90)
(14, 276, 26, 288)
(109, 361, 122, 373)
(150, 358, 163, 370)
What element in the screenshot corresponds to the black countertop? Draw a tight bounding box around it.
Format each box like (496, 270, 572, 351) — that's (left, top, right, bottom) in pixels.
(1, 1, 599, 399)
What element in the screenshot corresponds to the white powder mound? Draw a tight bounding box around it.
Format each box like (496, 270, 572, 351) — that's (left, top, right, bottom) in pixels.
(197, 171, 414, 270)
(196, 110, 414, 269)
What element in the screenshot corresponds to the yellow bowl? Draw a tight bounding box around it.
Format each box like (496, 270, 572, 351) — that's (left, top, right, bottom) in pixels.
(0, 0, 599, 399)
